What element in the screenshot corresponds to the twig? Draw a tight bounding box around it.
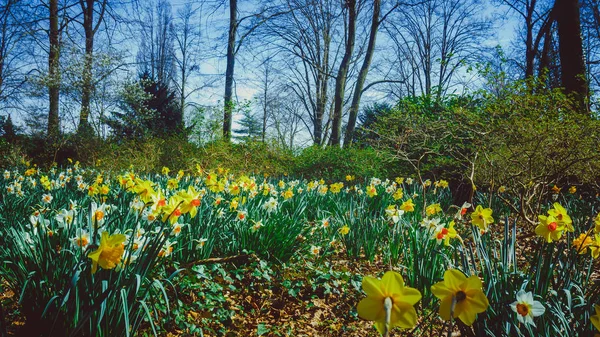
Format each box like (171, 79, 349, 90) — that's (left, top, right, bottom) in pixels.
(181, 253, 258, 270)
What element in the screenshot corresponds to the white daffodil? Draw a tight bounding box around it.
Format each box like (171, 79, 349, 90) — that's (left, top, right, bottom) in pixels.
(510, 290, 545, 327)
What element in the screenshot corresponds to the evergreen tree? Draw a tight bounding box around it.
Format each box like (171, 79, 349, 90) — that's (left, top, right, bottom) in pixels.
(233, 107, 262, 142)
(353, 103, 393, 145)
(0, 115, 17, 143)
(106, 73, 184, 141)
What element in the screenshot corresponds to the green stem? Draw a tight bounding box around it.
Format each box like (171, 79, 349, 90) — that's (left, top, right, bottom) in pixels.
(384, 297, 393, 337)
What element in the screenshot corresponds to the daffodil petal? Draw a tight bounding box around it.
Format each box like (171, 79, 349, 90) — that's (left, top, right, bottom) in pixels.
(373, 321, 386, 335)
(357, 297, 385, 322)
(530, 301, 545, 316)
(431, 281, 454, 299)
(381, 271, 405, 295)
(362, 276, 384, 298)
(107, 234, 126, 245)
(464, 275, 482, 291)
(399, 286, 422, 306)
(591, 312, 600, 331)
(438, 295, 453, 321)
(465, 289, 489, 312)
(456, 301, 478, 326)
(391, 302, 418, 329)
(444, 269, 467, 290)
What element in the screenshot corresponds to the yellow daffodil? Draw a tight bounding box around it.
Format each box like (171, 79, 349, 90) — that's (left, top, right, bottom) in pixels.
(426, 203, 442, 216)
(569, 186, 576, 194)
(357, 271, 421, 334)
(535, 214, 565, 243)
(595, 214, 600, 233)
(573, 233, 594, 254)
(176, 186, 202, 218)
(431, 269, 489, 326)
(591, 304, 600, 332)
(590, 234, 600, 259)
(339, 225, 350, 235)
(548, 203, 573, 232)
(133, 178, 156, 203)
(166, 178, 179, 190)
(392, 188, 403, 201)
(366, 185, 377, 198)
(283, 189, 294, 199)
(162, 197, 183, 224)
(470, 205, 494, 232)
(400, 199, 415, 212)
(88, 231, 126, 274)
(330, 182, 344, 194)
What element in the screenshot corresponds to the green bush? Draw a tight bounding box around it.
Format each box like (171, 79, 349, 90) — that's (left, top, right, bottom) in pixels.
(293, 146, 389, 182)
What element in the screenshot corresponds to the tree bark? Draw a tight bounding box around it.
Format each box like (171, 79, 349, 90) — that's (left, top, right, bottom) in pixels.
(262, 66, 268, 142)
(48, 0, 60, 138)
(79, 0, 94, 133)
(524, 0, 537, 78)
(223, 0, 237, 141)
(329, 0, 357, 146)
(555, 0, 588, 112)
(344, 0, 380, 147)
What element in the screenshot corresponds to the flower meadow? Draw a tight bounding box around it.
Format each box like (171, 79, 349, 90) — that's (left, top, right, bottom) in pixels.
(1, 163, 600, 336)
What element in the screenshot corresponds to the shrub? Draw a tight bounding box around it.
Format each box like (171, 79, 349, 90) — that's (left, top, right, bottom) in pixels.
(293, 146, 389, 182)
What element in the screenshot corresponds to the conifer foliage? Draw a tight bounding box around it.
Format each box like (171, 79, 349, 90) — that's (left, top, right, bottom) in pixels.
(105, 73, 184, 141)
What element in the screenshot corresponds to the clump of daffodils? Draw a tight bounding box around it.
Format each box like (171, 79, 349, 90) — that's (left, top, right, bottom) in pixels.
(535, 203, 572, 243)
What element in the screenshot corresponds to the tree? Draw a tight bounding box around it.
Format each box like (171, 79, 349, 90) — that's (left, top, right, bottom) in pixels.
(329, 0, 357, 146)
(233, 103, 262, 141)
(581, 0, 600, 91)
(223, 0, 237, 141)
(498, 0, 555, 78)
(48, 0, 62, 137)
(384, 0, 490, 98)
(555, 0, 588, 112)
(136, 0, 176, 87)
(255, 57, 277, 142)
(105, 73, 183, 140)
(344, 0, 385, 147)
(220, 0, 287, 141)
(77, 0, 108, 133)
(173, 3, 203, 124)
(0, 114, 17, 142)
(266, 0, 344, 145)
(0, 0, 29, 110)
(352, 102, 392, 145)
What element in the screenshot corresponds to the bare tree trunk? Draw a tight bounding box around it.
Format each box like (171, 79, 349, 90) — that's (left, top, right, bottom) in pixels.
(79, 0, 94, 133)
(48, 0, 60, 138)
(344, 0, 380, 147)
(329, 0, 356, 146)
(556, 0, 588, 112)
(314, 33, 330, 146)
(223, 0, 237, 141)
(262, 66, 268, 142)
(525, 0, 536, 78)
